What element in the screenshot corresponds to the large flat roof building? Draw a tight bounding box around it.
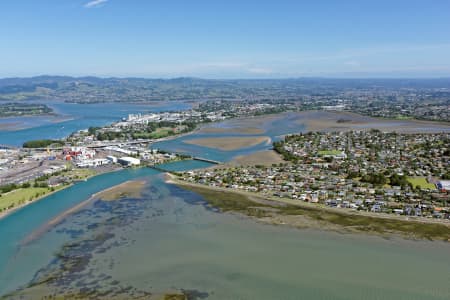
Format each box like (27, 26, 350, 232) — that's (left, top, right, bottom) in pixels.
(118, 157, 140, 166)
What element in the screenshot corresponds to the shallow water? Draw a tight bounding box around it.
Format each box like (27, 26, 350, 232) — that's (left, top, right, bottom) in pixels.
(0, 160, 209, 294)
(0, 101, 191, 146)
(152, 113, 307, 162)
(3, 172, 449, 299)
(1, 112, 450, 298)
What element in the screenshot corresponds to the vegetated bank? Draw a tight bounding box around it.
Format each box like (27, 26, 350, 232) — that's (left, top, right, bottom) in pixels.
(23, 139, 65, 148)
(0, 103, 53, 118)
(169, 175, 450, 241)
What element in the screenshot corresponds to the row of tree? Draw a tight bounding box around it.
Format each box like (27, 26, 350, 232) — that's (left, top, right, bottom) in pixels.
(23, 139, 64, 148)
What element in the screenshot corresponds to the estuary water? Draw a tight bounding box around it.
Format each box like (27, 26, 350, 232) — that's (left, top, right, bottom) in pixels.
(152, 113, 307, 162)
(0, 161, 449, 299)
(0, 111, 450, 299)
(0, 101, 191, 146)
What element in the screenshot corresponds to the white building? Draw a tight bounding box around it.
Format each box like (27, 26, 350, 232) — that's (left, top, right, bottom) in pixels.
(118, 157, 140, 166)
(76, 158, 110, 168)
(106, 155, 118, 163)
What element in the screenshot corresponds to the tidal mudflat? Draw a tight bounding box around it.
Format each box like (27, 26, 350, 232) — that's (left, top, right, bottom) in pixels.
(170, 177, 450, 241)
(197, 110, 450, 136)
(2, 111, 450, 299)
(197, 126, 264, 135)
(3, 174, 450, 299)
(184, 136, 271, 151)
(292, 110, 450, 133)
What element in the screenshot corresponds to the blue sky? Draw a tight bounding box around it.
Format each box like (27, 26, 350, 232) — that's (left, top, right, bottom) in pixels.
(1, 0, 449, 78)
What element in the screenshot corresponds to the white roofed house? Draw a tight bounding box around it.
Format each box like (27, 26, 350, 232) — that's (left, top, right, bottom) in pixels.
(437, 180, 450, 192)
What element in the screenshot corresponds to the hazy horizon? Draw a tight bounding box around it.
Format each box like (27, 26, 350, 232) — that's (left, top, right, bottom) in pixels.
(2, 74, 450, 81)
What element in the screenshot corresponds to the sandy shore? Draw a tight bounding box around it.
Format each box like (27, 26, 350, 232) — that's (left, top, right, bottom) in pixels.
(166, 174, 450, 240)
(92, 180, 146, 201)
(184, 136, 271, 151)
(20, 179, 147, 245)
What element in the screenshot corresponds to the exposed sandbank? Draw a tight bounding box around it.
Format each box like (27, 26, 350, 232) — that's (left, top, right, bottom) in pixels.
(197, 113, 283, 133)
(198, 127, 265, 134)
(20, 179, 145, 245)
(0, 122, 21, 131)
(184, 136, 271, 151)
(92, 180, 146, 201)
(294, 110, 450, 133)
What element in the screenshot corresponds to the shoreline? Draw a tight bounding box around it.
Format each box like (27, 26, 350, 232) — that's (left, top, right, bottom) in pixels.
(0, 185, 71, 221)
(0, 167, 123, 221)
(292, 110, 450, 133)
(184, 136, 271, 151)
(0, 154, 188, 221)
(20, 179, 147, 245)
(165, 173, 450, 241)
(0, 114, 74, 132)
(2, 109, 449, 222)
(0, 120, 198, 221)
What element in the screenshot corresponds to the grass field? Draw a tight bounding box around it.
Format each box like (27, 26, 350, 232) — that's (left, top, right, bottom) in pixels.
(407, 177, 437, 190)
(69, 168, 97, 179)
(0, 168, 97, 214)
(150, 127, 174, 139)
(0, 187, 53, 211)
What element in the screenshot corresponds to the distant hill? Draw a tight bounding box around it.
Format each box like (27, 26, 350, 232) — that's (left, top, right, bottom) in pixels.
(0, 76, 449, 103)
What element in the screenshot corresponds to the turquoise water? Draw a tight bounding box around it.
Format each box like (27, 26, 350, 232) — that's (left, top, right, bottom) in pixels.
(1, 112, 450, 298)
(0, 160, 211, 295)
(0, 101, 190, 146)
(153, 113, 307, 162)
(1, 168, 449, 299)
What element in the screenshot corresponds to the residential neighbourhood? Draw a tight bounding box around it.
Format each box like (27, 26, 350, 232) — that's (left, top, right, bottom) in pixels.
(181, 130, 450, 220)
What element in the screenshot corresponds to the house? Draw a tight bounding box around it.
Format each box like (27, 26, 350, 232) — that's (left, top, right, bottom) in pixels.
(437, 180, 450, 192)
